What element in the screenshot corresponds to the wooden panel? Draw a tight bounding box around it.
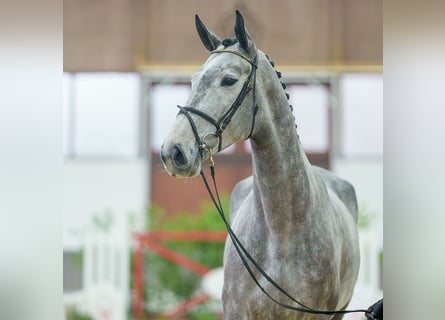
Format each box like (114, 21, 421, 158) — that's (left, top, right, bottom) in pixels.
(63, 0, 382, 71)
(64, 0, 135, 71)
(143, 0, 332, 64)
(344, 0, 383, 62)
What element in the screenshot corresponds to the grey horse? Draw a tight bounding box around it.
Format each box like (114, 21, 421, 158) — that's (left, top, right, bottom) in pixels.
(161, 11, 360, 320)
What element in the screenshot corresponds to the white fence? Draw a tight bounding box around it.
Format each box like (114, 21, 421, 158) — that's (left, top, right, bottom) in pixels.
(357, 229, 382, 293)
(64, 221, 130, 320)
(64, 223, 381, 320)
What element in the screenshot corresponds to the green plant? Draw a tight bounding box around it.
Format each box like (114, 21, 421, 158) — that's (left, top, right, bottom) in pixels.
(65, 308, 93, 320)
(67, 250, 83, 271)
(92, 209, 113, 232)
(143, 195, 230, 315)
(357, 203, 377, 229)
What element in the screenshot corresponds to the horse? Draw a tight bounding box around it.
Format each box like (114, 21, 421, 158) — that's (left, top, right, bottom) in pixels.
(160, 11, 360, 320)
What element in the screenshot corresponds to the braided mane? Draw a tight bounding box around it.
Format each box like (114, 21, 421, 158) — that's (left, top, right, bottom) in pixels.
(264, 53, 298, 131)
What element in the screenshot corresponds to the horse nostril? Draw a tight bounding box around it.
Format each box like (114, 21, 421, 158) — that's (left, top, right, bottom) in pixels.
(172, 145, 187, 168)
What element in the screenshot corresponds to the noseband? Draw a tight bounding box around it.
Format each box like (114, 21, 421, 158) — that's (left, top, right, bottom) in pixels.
(177, 50, 259, 156)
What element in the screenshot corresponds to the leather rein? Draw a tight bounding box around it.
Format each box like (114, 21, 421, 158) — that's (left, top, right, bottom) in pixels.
(177, 49, 380, 320)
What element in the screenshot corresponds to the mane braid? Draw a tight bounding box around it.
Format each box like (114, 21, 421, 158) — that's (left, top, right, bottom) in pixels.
(265, 53, 298, 131)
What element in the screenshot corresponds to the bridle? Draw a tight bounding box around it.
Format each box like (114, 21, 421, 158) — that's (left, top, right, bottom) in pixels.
(176, 49, 259, 157)
(176, 49, 381, 320)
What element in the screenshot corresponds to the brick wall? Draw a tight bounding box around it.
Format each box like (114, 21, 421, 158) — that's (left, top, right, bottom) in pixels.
(151, 144, 329, 215)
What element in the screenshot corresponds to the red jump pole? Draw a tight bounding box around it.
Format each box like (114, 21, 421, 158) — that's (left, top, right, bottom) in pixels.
(132, 237, 144, 318)
(163, 292, 210, 317)
(145, 237, 211, 276)
(148, 230, 227, 242)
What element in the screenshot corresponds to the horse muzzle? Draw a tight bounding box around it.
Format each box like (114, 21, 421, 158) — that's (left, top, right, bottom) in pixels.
(160, 142, 201, 178)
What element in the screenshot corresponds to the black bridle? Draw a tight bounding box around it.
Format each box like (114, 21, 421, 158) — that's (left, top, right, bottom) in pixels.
(178, 49, 382, 320)
(177, 50, 259, 156)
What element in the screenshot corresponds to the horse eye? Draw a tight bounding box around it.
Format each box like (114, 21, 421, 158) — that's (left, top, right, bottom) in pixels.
(221, 77, 238, 87)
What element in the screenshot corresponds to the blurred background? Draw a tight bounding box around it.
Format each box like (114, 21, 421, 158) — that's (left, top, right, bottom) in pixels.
(62, 1, 382, 319)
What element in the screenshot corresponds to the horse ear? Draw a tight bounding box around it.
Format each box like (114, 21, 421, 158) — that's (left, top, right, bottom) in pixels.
(234, 10, 255, 53)
(195, 14, 221, 51)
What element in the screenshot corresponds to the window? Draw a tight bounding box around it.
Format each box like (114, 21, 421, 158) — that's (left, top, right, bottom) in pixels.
(150, 83, 191, 152)
(63, 72, 140, 158)
(339, 74, 383, 157)
(288, 84, 330, 153)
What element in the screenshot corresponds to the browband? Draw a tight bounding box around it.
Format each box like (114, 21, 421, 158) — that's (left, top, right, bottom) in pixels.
(210, 50, 257, 68)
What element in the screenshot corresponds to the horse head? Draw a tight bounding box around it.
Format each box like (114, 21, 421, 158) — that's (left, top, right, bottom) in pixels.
(161, 11, 260, 178)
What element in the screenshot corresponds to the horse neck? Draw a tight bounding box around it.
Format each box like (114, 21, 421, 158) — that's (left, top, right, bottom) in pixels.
(250, 55, 314, 233)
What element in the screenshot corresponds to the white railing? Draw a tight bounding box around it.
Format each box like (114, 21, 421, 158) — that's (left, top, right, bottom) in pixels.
(357, 229, 382, 293)
(64, 219, 130, 320)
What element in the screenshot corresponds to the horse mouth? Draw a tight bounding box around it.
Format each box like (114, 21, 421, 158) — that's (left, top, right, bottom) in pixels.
(164, 164, 201, 178)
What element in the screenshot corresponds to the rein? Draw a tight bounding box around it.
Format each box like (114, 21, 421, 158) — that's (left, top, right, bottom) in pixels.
(200, 161, 380, 320)
(181, 49, 381, 320)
